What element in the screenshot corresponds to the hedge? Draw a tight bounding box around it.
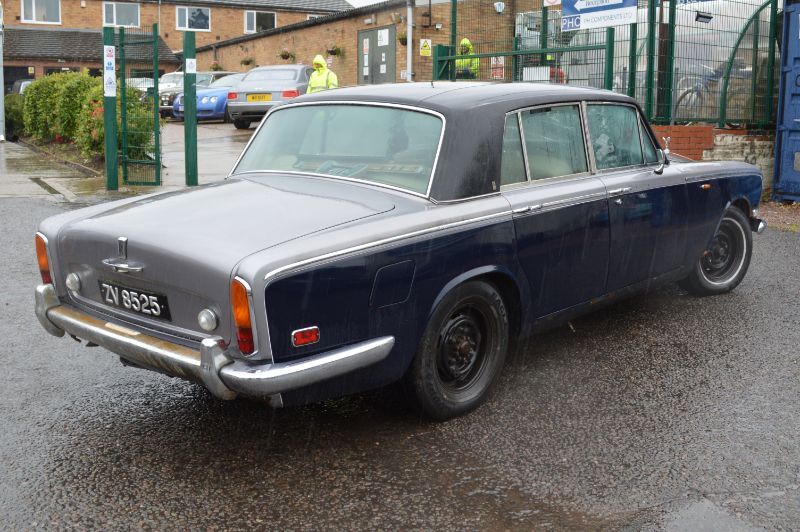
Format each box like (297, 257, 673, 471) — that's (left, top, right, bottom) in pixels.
(20, 72, 157, 160)
(4, 95, 25, 141)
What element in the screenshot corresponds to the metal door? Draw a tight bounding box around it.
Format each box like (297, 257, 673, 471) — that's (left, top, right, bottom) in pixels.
(118, 25, 161, 186)
(774, 2, 800, 201)
(358, 26, 396, 85)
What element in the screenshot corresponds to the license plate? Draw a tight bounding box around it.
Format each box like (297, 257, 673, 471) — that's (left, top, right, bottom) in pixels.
(247, 93, 272, 102)
(98, 281, 172, 321)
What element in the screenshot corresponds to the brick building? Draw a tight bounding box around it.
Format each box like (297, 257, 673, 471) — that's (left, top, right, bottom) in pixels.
(2, 0, 353, 92)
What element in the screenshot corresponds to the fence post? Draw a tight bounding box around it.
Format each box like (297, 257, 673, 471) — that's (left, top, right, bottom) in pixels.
(512, 35, 520, 82)
(152, 23, 161, 185)
(663, 0, 677, 123)
(644, 0, 657, 120)
(540, 7, 548, 65)
(627, 22, 638, 98)
(750, 13, 760, 125)
(450, 0, 457, 81)
(119, 27, 128, 185)
(765, 0, 778, 124)
(102, 27, 118, 191)
(604, 27, 615, 91)
(184, 31, 197, 187)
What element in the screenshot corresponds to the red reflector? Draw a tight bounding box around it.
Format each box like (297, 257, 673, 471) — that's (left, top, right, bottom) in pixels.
(282, 89, 300, 99)
(292, 326, 320, 347)
(227, 92, 237, 100)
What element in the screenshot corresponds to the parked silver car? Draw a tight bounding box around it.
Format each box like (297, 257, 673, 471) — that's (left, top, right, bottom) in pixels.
(227, 64, 313, 129)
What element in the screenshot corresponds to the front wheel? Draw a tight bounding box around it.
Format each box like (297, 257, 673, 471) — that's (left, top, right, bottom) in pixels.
(679, 207, 753, 296)
(404, 280, 509, 421)
(233, 119, 251, 130)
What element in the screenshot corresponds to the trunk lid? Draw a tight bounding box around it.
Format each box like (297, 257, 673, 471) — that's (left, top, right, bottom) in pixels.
(56, 176, 395, 343)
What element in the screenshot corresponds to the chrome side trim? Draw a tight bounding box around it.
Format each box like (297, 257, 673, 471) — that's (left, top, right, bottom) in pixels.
(541, 191, 606, 209)
(219, 336, 395, 398)
(262, 210, 512, 282)
(228, 100, 447, 200)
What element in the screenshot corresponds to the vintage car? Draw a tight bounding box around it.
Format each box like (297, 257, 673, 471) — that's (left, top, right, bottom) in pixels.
(34, 83, 766, 420)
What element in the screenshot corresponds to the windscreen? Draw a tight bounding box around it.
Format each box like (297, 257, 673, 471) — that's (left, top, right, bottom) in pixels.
(244, 69, 298, 81)
(233, 104, 443, 195)
(161, 73, 182, 86)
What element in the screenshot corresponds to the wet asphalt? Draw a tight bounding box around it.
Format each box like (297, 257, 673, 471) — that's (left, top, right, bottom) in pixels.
(1, 196, 799, 530)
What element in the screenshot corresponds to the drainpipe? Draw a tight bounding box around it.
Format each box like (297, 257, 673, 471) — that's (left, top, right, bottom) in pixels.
(406, 0, 413, 81)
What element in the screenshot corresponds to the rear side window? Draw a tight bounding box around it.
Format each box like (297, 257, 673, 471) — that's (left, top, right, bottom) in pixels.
(587, 104, 644, 170)
(520, 105, 588, 180)
(500, 115, 527, 186)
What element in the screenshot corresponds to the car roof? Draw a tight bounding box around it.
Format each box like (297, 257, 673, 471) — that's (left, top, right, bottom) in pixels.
(296, 82, 635, 114)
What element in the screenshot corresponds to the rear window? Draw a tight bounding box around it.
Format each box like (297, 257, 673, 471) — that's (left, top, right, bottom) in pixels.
(244, 70, 298, 81)
(233, 104, 444, 195)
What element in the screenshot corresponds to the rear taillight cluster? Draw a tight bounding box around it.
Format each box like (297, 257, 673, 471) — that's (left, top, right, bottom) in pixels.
(35, 233, 52, 284)
(227, 92, 238, 101)
(231, 277, 255, 355)
(281, 89, 300, 99)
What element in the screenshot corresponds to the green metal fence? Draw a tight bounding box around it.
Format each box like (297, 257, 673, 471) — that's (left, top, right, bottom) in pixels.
(118, 24, 161, 186)
(435, 0, 782, 127)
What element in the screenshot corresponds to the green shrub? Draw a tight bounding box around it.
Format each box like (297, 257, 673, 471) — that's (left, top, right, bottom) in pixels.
(23, 72, 81, 140)
(55, 72, 98, 140)
(4, 94, 25, 140)
(75, 84, 158, 160)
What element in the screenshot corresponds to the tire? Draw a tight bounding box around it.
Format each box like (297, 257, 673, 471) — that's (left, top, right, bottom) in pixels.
(233, 119, 251, 130)
(223, 107, 232, 124)
(679, 207, 753, 296)
(404, 280, 509, 421)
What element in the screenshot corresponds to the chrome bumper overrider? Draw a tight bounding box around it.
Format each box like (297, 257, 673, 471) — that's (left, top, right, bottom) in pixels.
(35, 284, 395, 402)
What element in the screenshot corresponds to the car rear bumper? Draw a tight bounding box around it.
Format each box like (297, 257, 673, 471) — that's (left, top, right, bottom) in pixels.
(35, 283, 394, 403)
(227, 101, 277, 120)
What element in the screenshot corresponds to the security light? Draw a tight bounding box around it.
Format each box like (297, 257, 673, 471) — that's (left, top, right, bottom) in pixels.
(695, 11, 713, 24)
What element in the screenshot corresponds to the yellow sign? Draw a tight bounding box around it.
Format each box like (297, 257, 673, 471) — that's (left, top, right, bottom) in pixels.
(420, 39, 432, 57)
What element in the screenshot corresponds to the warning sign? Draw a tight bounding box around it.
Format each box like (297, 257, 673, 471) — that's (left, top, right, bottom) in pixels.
(491, 56, 505, 80)
(420, 39, 432, 57)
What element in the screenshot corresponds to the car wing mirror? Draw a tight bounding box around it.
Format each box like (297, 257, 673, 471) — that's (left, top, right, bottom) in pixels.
(655, 136, 671, 175)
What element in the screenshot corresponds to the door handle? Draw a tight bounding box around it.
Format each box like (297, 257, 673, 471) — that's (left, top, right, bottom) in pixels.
(614, 198, 623, 205)
(608, 187, 632, 196)
(512, 204, 542, 215)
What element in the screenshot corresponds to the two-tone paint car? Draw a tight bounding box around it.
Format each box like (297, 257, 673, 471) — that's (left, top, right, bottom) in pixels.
(34, 83, 766, 420)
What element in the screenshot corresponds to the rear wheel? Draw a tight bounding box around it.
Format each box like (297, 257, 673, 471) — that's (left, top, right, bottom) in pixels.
(404, 281, 509, 421)
(679, 207, 753, 296)
(233, 119, 251, 130)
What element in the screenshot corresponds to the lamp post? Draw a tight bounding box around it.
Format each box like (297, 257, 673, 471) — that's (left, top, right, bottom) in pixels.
(0, 1, 6, 142)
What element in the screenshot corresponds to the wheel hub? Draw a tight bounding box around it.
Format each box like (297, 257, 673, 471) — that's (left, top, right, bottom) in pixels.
(439, 315, 482, 382)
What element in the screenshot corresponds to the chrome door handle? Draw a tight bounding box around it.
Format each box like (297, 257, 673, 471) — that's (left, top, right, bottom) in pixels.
(608, 187, 632, 196)
(512, 204, 542, 215)
(614, 198, 623, 205)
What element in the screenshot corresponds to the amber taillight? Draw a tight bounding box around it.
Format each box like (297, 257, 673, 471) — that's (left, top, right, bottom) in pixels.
(35, 233, 52, 284)
(281, 89, 300, 99)
(231, 277, 255, 355)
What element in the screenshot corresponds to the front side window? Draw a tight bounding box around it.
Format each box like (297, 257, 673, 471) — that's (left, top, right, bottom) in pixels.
(233, 104, 444, 195)
(244, 11, 276, 33)
(500, 115, 526, 186)
(639, 117, 659, 164)
(520, 105, 588, 180)
(103, 2, 140, 27)
(176, 6, 210, 31)
(22, 0, 61, 24)
(587, 104, 644, 170)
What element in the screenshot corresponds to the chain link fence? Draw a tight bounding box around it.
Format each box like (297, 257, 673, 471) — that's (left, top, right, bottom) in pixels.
(435, 0, 782, 127)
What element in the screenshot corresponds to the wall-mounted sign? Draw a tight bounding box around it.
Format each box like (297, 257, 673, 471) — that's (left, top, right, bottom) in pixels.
(377, 28, 389, 47)
(363, 38, 370, 54)
(103, 45, 116, 97)
(491, 56, 505, 79)
(420, 39, 432, 57)
(561, 0, 637, 31)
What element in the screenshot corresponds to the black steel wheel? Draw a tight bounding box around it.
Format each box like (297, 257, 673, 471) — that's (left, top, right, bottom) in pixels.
(233, 119, 251, 130)
(404, 280, 509, 421)
(680, 206, 753, 296)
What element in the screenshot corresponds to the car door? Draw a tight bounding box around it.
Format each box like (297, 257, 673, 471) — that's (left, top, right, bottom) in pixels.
(585, 103, 688, 292)
(501, 104, 611, 318)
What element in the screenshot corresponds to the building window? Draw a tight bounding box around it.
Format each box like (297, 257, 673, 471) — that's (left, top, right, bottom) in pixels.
(244, 11, 276, 34)
(176, 6, 211, 31)
(21, 0, 61, 24)
(103, 2, 140, 27)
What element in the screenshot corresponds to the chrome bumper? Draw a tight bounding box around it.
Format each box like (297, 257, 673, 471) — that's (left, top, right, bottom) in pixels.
(751, 218, 767, 234)
(35, 284, 394, 402)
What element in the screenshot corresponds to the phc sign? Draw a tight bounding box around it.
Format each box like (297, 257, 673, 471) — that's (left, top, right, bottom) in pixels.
(561, 0, 637, 31)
